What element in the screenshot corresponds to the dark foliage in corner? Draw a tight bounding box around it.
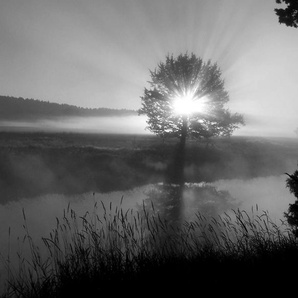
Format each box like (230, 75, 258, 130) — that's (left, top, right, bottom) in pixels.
(275, 0, 298, 28)
(284, 169, 298, 236)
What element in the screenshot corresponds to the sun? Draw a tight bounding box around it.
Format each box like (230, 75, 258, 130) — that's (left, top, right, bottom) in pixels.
(172, 91, 207, 115)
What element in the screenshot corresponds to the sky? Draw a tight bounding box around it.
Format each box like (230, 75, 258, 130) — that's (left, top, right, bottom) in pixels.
(0, 0, 298, 137)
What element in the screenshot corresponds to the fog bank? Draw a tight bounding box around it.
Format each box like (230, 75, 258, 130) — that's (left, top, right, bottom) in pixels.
(209, 175, 293, 221)
(0, 115, 148, 134)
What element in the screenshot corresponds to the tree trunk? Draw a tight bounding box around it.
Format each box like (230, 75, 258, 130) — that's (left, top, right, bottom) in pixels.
(170, 116, 188, 225)
(176, 116, 188, 186)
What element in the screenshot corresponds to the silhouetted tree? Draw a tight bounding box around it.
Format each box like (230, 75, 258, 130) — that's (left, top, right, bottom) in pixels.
(284, 170, 298, 236)
(275, 0, 298, 28)
(139, 53, 244, 145)
(139, 53, 244, 184)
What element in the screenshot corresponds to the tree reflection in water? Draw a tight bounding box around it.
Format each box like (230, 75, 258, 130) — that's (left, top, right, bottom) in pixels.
(138, 183, 239, 228)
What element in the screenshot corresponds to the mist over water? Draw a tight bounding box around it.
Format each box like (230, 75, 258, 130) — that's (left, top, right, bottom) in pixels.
(1, 114, 297, 138)
(209, 175, 293, 221)
(0, 115, 148, 134)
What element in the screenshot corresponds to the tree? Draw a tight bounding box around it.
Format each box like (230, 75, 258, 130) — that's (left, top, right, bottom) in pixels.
(139, 53, 244, 186)
(139, 53, 244, 147)
(275, 0, 298, 28)
(284, 170, 298, 236)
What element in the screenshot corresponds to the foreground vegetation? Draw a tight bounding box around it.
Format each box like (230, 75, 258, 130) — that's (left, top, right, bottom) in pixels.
(2, 200, 298, 297)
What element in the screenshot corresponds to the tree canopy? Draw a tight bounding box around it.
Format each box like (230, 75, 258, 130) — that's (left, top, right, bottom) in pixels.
(139, 53, 244, 142)
(275, 0, 298, 28)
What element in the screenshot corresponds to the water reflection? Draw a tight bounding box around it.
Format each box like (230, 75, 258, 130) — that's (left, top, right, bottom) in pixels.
(139, 182, 238, 227)
(142, 139, 239, 226)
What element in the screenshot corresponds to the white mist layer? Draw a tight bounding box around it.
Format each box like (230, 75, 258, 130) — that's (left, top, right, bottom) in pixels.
(208, 175, 294, 221)
(0, 115, 149, 134)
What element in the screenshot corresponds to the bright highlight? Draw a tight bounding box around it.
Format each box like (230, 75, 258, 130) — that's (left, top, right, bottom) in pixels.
(172, 92, 207, 115)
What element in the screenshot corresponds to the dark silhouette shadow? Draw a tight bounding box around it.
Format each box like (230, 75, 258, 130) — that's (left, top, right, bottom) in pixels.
(165, 136, 186, 187)
(161, 125, 188, 225)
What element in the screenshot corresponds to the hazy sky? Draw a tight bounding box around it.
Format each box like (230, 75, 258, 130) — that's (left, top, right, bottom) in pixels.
(0, 0, 298, 136)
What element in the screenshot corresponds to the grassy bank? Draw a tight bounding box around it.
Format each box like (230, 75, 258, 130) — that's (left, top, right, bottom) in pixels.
(1, 132, 298, 203)
(2, 201, 298, 297)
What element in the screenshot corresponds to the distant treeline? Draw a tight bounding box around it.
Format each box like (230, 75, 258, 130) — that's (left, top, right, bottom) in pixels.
(0, 96, 137, 121)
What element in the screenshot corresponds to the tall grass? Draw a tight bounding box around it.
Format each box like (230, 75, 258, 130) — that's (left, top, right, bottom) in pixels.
(2, 201, 298, 297)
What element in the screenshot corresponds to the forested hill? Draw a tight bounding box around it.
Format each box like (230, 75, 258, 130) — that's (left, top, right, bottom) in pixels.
(0, 96, 137, 121)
